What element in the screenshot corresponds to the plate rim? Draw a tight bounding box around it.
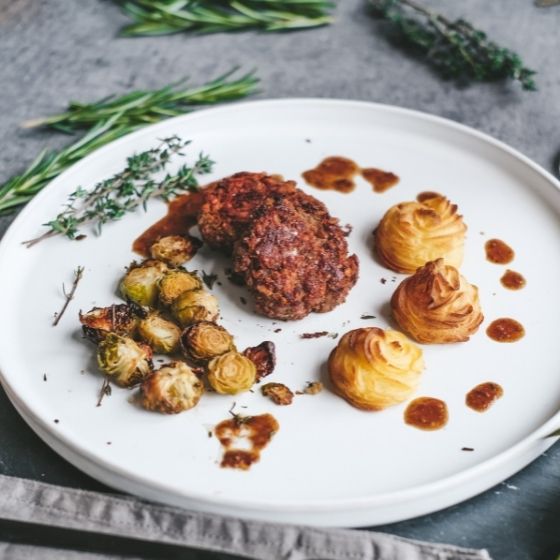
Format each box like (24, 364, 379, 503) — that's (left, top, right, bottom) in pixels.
(1, 97, 559, 514)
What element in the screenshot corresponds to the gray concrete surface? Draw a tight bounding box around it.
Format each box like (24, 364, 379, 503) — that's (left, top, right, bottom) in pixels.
(1, 0, 560, 558)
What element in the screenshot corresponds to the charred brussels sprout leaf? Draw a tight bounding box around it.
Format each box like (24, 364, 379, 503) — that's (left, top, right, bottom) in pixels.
(79, 303, 142, 343)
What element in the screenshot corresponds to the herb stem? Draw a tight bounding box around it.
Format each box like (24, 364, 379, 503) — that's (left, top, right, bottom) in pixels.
(53, 266, 84, 326)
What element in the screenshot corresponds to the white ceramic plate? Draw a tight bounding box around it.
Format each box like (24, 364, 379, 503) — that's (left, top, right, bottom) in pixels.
(1, 99, 559, 527)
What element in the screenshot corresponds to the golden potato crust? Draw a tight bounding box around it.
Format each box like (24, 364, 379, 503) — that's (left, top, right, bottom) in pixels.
(328, 327, 424, 411)
(375, 196, 466, 274)
(391, 259, 484, 343)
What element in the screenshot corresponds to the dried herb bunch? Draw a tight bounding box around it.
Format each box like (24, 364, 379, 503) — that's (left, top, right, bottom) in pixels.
(24, 136, 213, 247)
(0, 70, 257, 217)
(370, 0, 537, 90)
(117, 0, 334, 36)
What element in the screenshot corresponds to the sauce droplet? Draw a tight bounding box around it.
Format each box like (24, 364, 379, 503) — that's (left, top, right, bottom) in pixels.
(486, 318, 525, 342)
(132, 190, 205, 256)
(416, 191, 442, 202)
(500, 269, 526, 290)
(404, 397, 448, 431)
(362, 168, 400, 193)
(485, 239, 514, 265)
(466, 382, 504, 412)
(302, 157, 399, 194)
(214, 413, 279, 470)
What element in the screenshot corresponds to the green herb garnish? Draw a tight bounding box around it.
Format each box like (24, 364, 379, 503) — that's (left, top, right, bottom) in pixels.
(24, 69, 259, 133)
(370, 0, 536, 90)
(24, 136, 213, 247)
(117, 0, 333, 36)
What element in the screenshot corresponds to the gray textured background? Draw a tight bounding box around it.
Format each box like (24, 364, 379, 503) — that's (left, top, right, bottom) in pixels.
(1, 0, 559, 559)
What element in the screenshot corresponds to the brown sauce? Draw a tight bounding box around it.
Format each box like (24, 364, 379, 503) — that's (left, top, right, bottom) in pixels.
(466, 382, 503, 412)
(485, 239, 514, 265)
(404, 397, 448, 431)
(416, 191, 442, 202)
(214, 413, 279, 471)
(132, 191, 204, 256)
(302, 156, 399, 194)
(486, 318, 525, 343)
(362, 168, 400, 193)
(500, 269, 526, 290)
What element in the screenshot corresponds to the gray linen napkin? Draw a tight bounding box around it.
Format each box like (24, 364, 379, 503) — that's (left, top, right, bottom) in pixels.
(0, 474, 491, 560)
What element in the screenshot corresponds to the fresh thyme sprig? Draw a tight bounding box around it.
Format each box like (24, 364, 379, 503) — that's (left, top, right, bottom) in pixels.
(23, 69, 259, 133)
(24, 136, 213, 248)
(0, 70, 256, 217)
(117, 0, 333, 36)
(370, 0, 537, 91)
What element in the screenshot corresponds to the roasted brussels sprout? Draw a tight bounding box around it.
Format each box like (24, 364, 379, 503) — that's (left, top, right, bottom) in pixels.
(79, 303, 141, 343)
(242, 341, 276, 381)
(150, 235, 199, 267)
(207, 351, 256, 395)
(180, 321, 235, 363)
(171, 290, 219, 326)
(137, 313, 181, 354)
(120, 260, 168, 307)
(141, 361, 204, 414)
(97, 333, 153, 387)
(158, 269, 202, 306)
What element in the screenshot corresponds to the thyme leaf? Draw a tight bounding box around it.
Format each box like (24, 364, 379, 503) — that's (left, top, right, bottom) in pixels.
(53, 266, 84, 326)
(23, 137, 213, 247)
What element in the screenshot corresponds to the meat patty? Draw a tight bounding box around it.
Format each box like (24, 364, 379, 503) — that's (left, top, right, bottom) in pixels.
(197, 172, 298, 252)
(233, 199, 359, 320)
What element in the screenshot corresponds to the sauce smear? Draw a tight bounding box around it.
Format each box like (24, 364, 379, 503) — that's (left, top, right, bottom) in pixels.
(132, 191, 204, 256)
(486, 318, 525, 343)
(404, 397, 448, 431)
(466, 382, 503, 412)
(500, 269, 526, 290)
(416, 191, 442, 202)
(485, 239, 514, 264)
(214, 413, 279, 471)
(362, 168, 400, 193)
(302, 156, 399, 194)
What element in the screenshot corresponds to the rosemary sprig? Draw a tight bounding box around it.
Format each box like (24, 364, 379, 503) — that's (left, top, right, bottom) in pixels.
(370, 0, 537, 90)
(0, 70, 257, 217)
(117, 0, 333, 36)
(53, 266, 85, 326)
(24, 69, 259, 133)
(24, 136, 213, 248)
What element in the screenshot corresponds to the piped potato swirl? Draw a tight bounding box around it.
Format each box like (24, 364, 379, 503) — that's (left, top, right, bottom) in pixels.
(375, 195, 466, 274)
(391, 259, 483, 344)
(328, 327, 424, 411)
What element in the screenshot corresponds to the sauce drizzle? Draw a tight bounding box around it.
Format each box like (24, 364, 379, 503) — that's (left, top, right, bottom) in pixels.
(500, 269, 526, 290)
(485, 239, 514, 265)
(466, 382, 503, 412)
(132, 191, 204, 256)
(404, 397, 448, 431)
(486, 318, 525, 343)
(302, 156, 399, 194)
(214, 413, 279, 470)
